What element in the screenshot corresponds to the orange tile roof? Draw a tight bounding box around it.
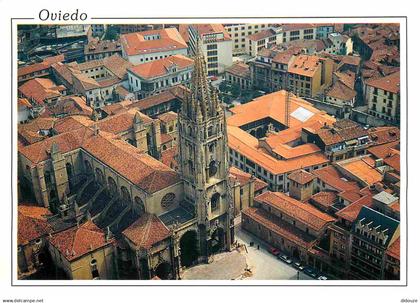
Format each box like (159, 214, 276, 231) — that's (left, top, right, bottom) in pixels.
(368, 141, 400, 159)
(228, 126, 329, 174)
(337, 156, 383, 186)
(384, 154, 400, 173)
(121, 28, 187, 57)
(229, 166, 268, 192)
(129, 55, 193, 79)
(366, 71, 400, 94)
(272, 143, 320, 160)
(95, 108, 153, 135)
(18, 205, 52, 245)
(288, 55, 322, 77)
(386, 237, 400, 260)
(18, 98, 32, 108)
(242, 207, 317, 249)
(157, 111, 177, 123)
(18, 55, 64, 77)
(335, 195, 373, 222)
(310, 191, 337, 208)
(122, 213, 170, 250)
(228, 90, 335, 129)
(19, 78, 65, 105)
(368, 126, 400, 145)
(225, 62, 251, 79)
(82, 131, 180, 194)
(247, 29, 277, 41)
(255, 191, 335, 231)
(326, 80, 357, 101)
(288, 169, 315, 185)
(338, 190, 363, 203)
(161, 146, 178, 169)
(49, 220, 112, 261)
(312, 165, 361, 192)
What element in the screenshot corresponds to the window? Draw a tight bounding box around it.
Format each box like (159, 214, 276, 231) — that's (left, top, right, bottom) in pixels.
(211, 193, 220, 211)
(161, 193, 175, 209)
(90, 259, 99, 279)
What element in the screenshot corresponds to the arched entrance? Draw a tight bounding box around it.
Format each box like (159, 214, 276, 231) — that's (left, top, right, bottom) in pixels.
(155, 262, 172, 280)
(210, 227, 225, 254)
(179, 230, 199, 268)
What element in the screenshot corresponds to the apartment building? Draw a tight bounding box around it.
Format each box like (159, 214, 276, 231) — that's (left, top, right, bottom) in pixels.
(127, 55, 194, 99)
(225, 62, 251, 90)
(224, 24, 269, 55)
(249, 48, 334, 98)
(179, 24, 233, 76)
(84, 38, 122, 61)
(245, 29, 279, 57)
(365, 71, 400, 124)
(277, 24, 317, 43)
(350, 206, 400, 280)
(121, 28, 188, 65)
(287, 54, 333, 98)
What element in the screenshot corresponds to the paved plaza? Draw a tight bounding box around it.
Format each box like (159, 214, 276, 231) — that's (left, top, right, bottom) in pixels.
(181, 222, 313, 280)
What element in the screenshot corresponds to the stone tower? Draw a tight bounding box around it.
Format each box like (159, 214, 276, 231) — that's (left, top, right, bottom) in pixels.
(178, 42, 234, 260)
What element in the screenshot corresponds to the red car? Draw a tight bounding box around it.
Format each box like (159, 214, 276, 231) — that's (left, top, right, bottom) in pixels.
(268, 246, 281, 256)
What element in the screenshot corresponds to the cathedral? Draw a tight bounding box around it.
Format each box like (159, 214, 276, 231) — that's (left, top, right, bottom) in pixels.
(17, 44, 234, 280)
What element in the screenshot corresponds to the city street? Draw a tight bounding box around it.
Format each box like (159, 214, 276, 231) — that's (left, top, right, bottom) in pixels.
(235, 227, 313, 280)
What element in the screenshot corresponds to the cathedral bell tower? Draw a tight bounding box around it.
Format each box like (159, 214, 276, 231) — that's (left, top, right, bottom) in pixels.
(178, 40, 234, 260)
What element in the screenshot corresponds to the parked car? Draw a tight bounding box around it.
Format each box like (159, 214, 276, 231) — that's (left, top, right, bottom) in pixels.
(303, 266, 318, 278)
(317, 275, 328, 280)
(279, 254, 293, 264)
(293, 261, 304, 271)
(268, 246, 280, 256)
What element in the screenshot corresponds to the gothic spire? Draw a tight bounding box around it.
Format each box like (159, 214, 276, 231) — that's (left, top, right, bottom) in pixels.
(183, 37, 221, 121)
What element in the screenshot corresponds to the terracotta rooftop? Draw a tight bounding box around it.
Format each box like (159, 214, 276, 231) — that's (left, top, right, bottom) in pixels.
(255, 191, 335, 231)
(312, 165, 361, 192)
(367, 141, 400, 159)
(18, 55, 64, 78)
(121, 28, 187, 57)
(129, 55, 193, 79)
(310, 191, 337, 208)
(242, 207, 317, 249)
(366, 71, 400, 94)
(225, 62, 251, 79)
(84, 38, 122, 55)
(247, 29, 277, 41)
(288, 55, 323, 77)
(316, 119, 368, 146)
(18, 117, 57, 145)
(336, 194, 373, 222)
(288, 169, 315, 185)
(326, 80, 357, 101)
(49, 220, 112, 261)
(368, 126, 400, 145)
(95, 108, 153, 135)
(122, 213, 170, 250)
(229, 166, 268, 193)
(157, 111, 177, 123)
(19, 78, 65, 105)
(18, 205, 52, 246)
(337, 156, 383, 186)
(228, 90, 335, 129)
(48, 96, 93, 117)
